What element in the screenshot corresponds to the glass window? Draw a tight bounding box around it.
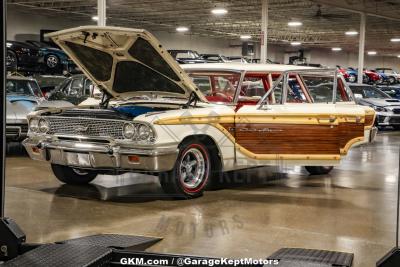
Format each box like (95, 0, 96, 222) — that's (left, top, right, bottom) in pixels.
(287, 78, 307, 103)
(268, 80, 283, 104)
(6, 79, 43, 98)
(83, 79, 93, 97)
(188, 72, 241, 103)
(239, 77, 266, 102)
(350, 86, 390, 99)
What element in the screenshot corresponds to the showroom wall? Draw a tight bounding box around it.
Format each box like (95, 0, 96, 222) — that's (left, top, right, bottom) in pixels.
(6, 5, 399, 69)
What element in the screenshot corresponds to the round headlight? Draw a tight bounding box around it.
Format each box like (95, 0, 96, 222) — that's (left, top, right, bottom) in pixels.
(38, 119, 50, 133)
(29, 118, 39, 133)
(123, 123, 136, 139)
(137, 124, 153, 141)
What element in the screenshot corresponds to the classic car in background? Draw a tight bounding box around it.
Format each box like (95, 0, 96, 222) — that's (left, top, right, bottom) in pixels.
(199, 54, 231, 63)
(349, 84, 400, 129)
(6, 75, 73, 141)
(376, 68, 400, 84)
(47, 74, 100, 105)
(167, 49, 207, 64)
(23, 26, 376, 199)
(6, 41, 42, 72)
(226, 56, 250, 63)
(26, 40, 78, 74)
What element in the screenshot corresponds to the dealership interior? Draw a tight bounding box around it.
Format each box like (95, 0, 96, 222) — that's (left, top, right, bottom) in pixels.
(2, 0, 400, 266)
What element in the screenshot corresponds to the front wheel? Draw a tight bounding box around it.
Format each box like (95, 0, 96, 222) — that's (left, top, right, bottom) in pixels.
(159, 141, 211, 199)
(305, 166, 334, 175)
(51, 164, 98, 185)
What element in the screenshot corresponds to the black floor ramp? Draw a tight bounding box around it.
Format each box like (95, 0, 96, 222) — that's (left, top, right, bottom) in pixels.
(0, 234, 162, 267)
(268, 248, 354, 267)
(60, 234, 162, 250)
(2, 244, 113, 267)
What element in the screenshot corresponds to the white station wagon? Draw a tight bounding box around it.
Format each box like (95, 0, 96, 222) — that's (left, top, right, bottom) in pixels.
(23, 26, 376, 199)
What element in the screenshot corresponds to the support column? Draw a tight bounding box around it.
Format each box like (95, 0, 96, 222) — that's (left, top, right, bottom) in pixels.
(1, 0, 6, 218)
(97, 0, 106, 27)
(260, 0, 268, 64)
(358, 13, 366, 84)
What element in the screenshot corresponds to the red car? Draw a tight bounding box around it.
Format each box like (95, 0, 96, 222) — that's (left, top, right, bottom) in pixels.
(364, 69, 382, 84)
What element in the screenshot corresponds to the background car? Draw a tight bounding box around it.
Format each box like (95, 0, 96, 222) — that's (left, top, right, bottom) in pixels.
(26, 40, 78, 74)
(6, 75, 73, 141)
(376, 68, 400, 84)
(349, 84, 400, 129)
(6, 41, 42, 72)
(200, 54, 231, 63)
(226, 56, 250, 63)
(167, 49, 207, 64)
(378, 85, 400, 99)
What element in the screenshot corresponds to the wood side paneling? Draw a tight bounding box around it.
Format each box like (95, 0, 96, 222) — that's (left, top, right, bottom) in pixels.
(365, 115, 375, 127)
(221, 123, 340, 155)
(339, 122, 365, 148)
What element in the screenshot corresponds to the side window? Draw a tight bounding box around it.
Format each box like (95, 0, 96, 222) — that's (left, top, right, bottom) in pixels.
(70, 78, 83, 96)
(240, 77, 266, 101)
(84, 79, 93, 96)
(192, 76, 212, 96)
(61, 80, 71, 94)
(268, 80, 283, 104)
(287, 78, 307, 103)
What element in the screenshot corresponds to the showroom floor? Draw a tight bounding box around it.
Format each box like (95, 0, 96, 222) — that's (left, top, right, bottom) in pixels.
(4, 132, 399, 267)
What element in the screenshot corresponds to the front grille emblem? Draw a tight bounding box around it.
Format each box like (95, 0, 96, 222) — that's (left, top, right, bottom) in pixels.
(74, 125, 89, 134)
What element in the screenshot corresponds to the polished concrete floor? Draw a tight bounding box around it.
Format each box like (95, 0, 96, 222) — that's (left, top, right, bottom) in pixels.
(4, 132, 400, 267)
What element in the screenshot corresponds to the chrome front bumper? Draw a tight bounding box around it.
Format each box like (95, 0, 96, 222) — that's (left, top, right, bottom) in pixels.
(23, 138, 179, 172)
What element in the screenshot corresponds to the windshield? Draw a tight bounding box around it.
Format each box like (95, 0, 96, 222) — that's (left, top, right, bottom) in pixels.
(188, 71, 241, 103)
(6, 79, 43, 97)
(350, 85, 390, 99)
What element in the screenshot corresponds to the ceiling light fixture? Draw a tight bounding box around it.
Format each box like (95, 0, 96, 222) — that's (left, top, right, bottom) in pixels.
(398, 55, 400, 58)
(240, 35, 252, 40)
(176, 26, 189, 32)
(288, 21, 302, 27)
(345, 31, 358, 36)
(291, 42, 302, 46)
(332, 47, 342, 51)
(368, 51, 377, 55)
(391, 38, 400, 42)
(211, 8, 228, 15)
(92, 16, 99, 21)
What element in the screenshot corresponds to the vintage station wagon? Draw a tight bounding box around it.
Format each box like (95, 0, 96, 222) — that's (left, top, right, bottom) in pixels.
(23, 26, 376, 199)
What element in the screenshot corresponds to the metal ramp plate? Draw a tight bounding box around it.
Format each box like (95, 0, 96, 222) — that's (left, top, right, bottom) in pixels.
(268, 248, 354, 267)
(60, 234, 162, 250)
(2, 244, 112, 267)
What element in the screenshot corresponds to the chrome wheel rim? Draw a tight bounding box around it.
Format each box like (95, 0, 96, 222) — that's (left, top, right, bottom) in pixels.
(72, 168, 89, 176)
(179, 148, 206, 189)
(47, 56, 58, 68)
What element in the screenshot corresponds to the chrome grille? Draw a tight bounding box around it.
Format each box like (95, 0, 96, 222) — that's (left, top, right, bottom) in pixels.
(45, 117, 125, 139)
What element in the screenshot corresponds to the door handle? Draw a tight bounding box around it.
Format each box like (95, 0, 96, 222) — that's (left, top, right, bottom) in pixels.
(318, 117, 336, 124)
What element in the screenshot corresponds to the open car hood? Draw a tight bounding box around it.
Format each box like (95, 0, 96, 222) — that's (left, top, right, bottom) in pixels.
(46, 26, 207, 102)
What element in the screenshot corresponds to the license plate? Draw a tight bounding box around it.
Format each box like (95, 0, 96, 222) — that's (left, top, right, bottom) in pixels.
(65, 152, 91, 167)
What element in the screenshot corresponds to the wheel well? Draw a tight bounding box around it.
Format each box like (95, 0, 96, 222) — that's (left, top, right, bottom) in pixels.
(179, 135, 223, 171)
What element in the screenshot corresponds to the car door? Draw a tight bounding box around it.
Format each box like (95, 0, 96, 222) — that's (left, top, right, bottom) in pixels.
(231, 69, 367, 165)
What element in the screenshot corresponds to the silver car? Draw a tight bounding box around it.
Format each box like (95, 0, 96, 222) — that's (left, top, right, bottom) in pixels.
(350, 84, 400, 129)
(6, 76, 73, 141)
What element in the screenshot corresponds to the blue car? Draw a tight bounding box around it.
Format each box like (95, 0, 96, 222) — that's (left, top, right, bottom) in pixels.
(26, 40, 78, 74)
